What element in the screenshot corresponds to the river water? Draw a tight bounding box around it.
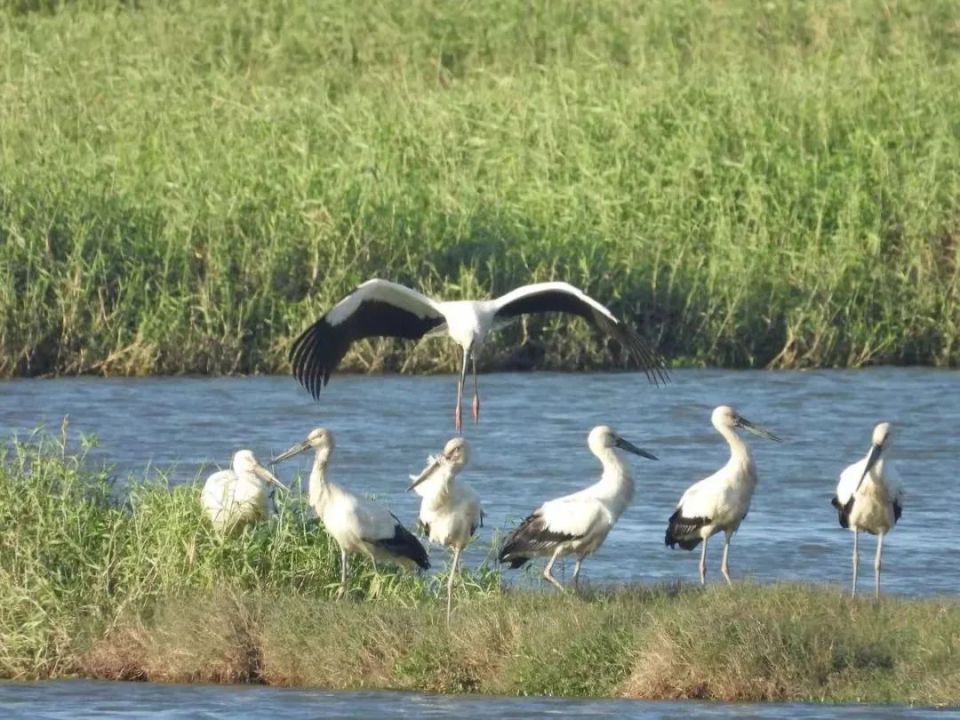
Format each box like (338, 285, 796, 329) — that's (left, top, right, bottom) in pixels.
(0, 679, 951, 719)
(1, 369, 956, 596)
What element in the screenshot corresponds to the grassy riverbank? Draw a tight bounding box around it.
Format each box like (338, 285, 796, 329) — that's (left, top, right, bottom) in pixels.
(2, 433, 960, 704)
(2, 0, 960, 375)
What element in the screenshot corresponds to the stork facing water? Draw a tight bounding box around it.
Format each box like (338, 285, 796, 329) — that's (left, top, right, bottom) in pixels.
(831, 422, 903, 599)
(289, 279, 668, 432)
(408, 437, 483, 621)
(664, 405, 781, 586)
(498, 425, 657, 591)
(272, 428, 429, 598)
(201, 449, 286, 533)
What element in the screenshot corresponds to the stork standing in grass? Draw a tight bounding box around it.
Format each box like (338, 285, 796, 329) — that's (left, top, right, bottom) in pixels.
(831, 422, 903, 599)
(272, 428, 429, 598)
(201, 449, 287, 533)
(498, 425, 657, 591)
(664, 406, 780, 586)
(408, 437, 483, 621)
(289, 279, 668, 432)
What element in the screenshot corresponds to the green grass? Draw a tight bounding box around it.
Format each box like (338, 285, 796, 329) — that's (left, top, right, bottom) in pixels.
(3, 431, 960, 705)
(1, 0, 959, 376)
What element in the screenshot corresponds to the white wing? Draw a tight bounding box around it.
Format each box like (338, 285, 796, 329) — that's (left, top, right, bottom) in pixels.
(491, 282, 667, 383)
(674, 470, 724, 519)
(836, 458, 866, 504)
(538, 491, 609, 539)
(291, 279, 447, 399)
(493, 282, 620, 323)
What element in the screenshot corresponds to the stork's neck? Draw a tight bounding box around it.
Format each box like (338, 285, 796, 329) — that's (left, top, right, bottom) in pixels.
(593, 447, 635, 518)
(719, 425, 755, 477)
(308, 451, 333, 512)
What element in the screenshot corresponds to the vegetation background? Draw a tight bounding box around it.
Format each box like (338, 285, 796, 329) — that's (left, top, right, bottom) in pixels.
(2, 0, 959, 377)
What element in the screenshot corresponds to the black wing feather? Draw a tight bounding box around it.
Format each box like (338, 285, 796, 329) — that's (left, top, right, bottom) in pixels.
(893, 499, 902, 524)
(494, 288, 668, 385)
(372, 515, 430, 570)
(290, 293, 444, 399)
(497, 510, 581, 568)
(664, 508, 710, 551)
(831, 495, 854, 529)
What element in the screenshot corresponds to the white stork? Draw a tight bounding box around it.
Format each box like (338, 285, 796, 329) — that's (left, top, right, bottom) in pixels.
(272, 428, 429, 598)
(200, 449, 287, 534)
(664, 405, 780, 586)
(498, 425, 657, 591)
(408, 437, 483, 621)
(831, 422, 903, 599)
(289, 279, 668, 432)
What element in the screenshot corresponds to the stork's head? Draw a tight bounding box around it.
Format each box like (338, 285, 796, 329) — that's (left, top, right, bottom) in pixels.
(272, 427, 335, 465)
(587, 425, 658, 460)
(872, 422, 893, 450)
(408, 437, 470, 492)
(232, 449, 286, 491)
(441, 436, 470, 469)
(711, 405, 780, 442)
(858, 421, 893, 490)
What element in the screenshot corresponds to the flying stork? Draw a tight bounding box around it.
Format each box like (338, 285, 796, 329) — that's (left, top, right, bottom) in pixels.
(289, 279, 668, 432)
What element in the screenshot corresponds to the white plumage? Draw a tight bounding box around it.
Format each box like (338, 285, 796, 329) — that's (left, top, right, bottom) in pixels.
(272, 428, 429, 598)
(665, 405, 780, 586)
(831, 422, 903, 598)
(200, 449, 286, 533)
(290, 279, 667, 432)
(498, 425, 657, 591)
(408, 437, 483, 620)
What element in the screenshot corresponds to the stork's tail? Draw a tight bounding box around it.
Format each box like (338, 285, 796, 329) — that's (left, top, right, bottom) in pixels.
(831, 495, 854, 530)
(664, 508, 708, 551)
(377, 518, 430, 570)
(498, 511, 578, 568)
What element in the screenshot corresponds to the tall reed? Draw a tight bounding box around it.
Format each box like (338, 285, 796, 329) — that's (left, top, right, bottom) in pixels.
(1, 0, 958, 376)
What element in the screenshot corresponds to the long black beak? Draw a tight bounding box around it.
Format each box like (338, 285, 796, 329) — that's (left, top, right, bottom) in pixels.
(856, 443, 884, 492)
(253, 463, 287, 492)
(615, 436, 658, 460)
(407, 454, 443, 492)
(736, 416, 781, 442)
(272, 440, 311, 464)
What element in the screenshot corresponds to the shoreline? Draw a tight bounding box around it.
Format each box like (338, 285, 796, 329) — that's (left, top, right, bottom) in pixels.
(48, 584, 960, 706)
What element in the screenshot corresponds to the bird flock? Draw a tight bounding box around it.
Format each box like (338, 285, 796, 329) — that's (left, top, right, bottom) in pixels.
(201, 279, 904, 616)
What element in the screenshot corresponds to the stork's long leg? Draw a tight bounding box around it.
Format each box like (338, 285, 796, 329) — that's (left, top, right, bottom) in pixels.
(446, 546, 462, 624)
(336, 548, 349, 600)
(455, 347, 469, 433)
(699, 536, 709, 586)
(874, 532, 884, 600)
(471, 355, 480, 424)
(543, 547, 566, 592)
(720, 533, 733, 586)
(572, 557, 583, 590)
(851, 530, 860, 598)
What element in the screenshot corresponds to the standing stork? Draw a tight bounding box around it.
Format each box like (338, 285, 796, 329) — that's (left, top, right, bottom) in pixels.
(272, 428, 429, 598)
(201, 449, 287, 534)
(407, 437, 483, 621)
(664, 406, 780, 586)
(289, 279, 668, 432)
(498, 425, 657, 591)
(831, 422, 903, 599)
